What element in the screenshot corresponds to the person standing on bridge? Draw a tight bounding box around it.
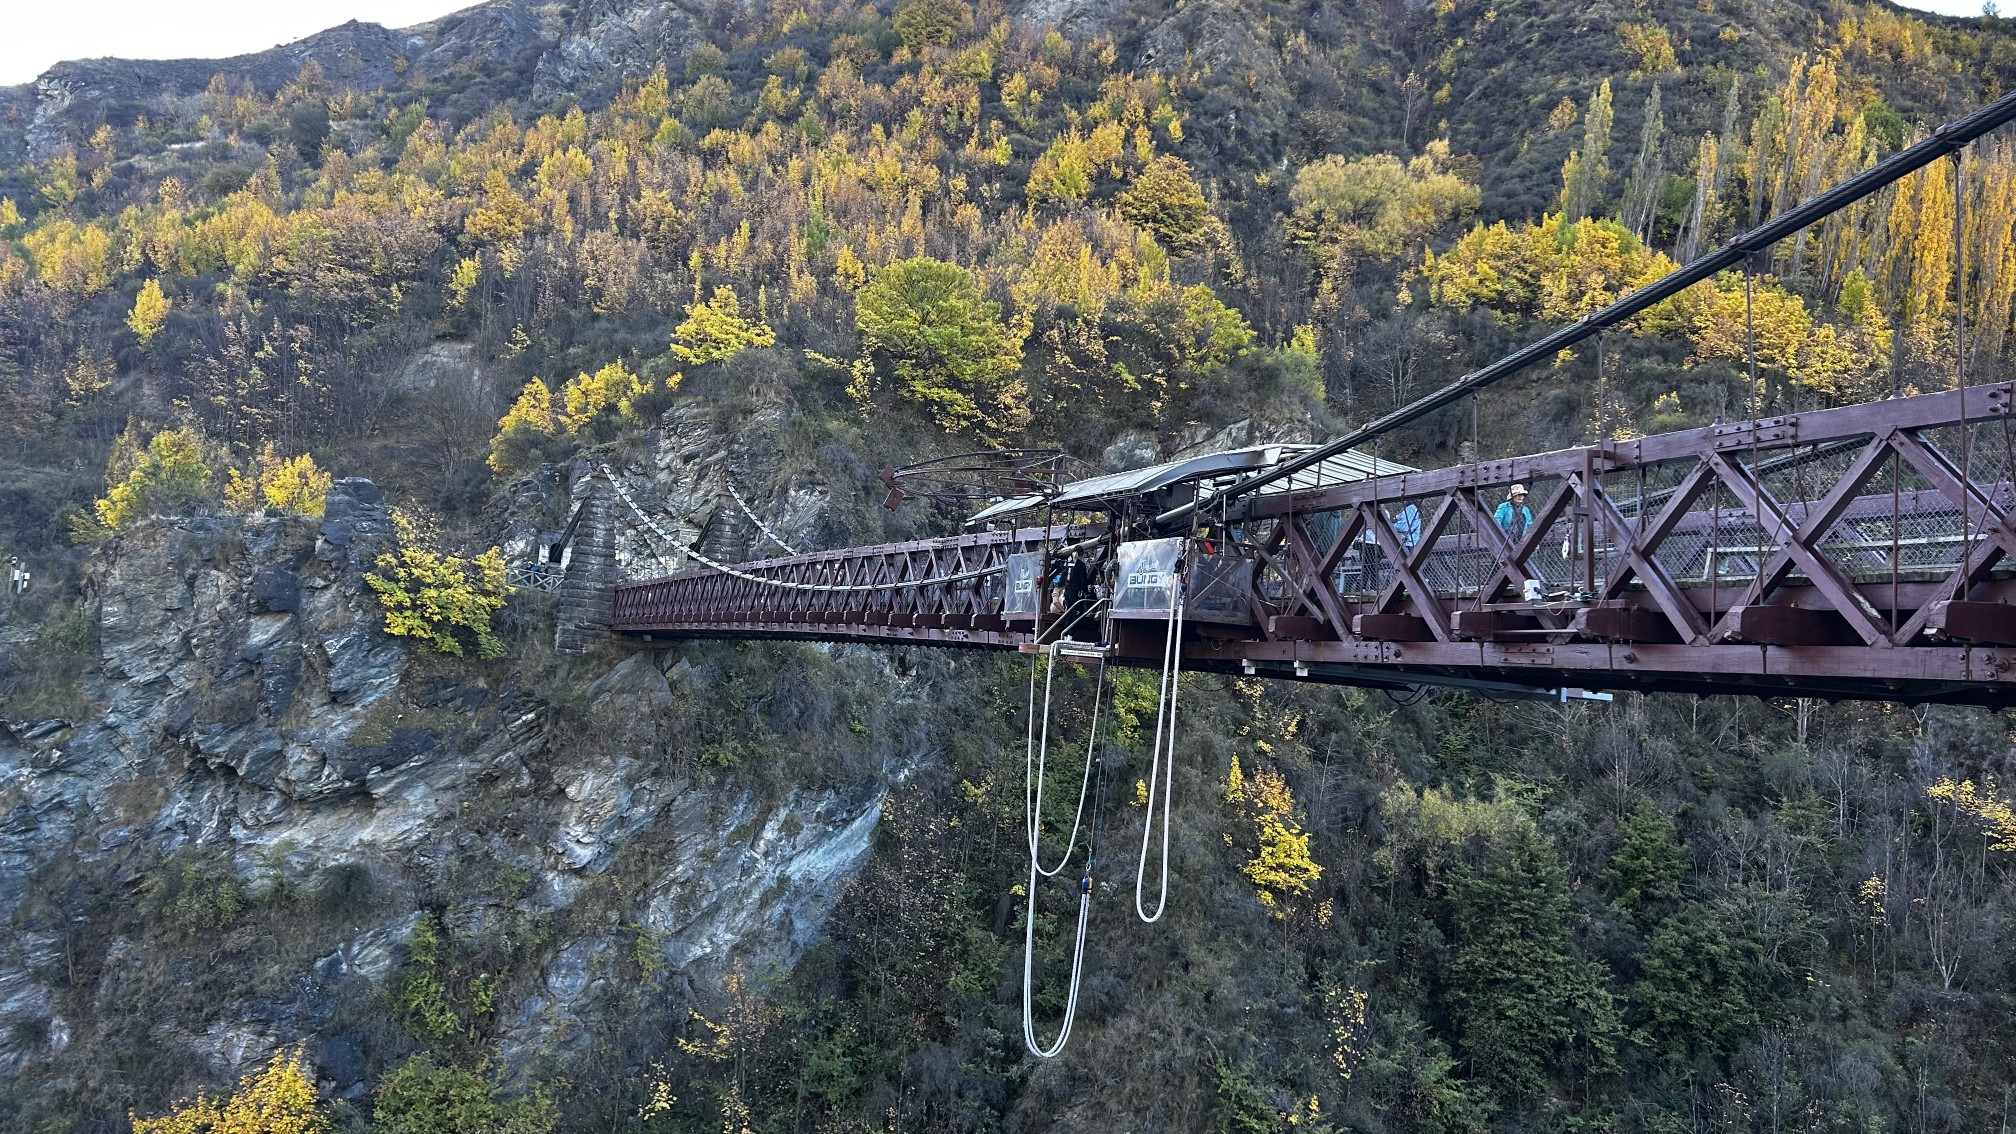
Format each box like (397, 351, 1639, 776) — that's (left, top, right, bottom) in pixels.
(1393, 502, 1422, 550)
(1494, 484, 1533, 540)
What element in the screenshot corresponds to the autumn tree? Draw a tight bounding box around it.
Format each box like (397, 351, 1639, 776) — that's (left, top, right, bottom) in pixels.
(488, 379, 560, 474)
(1223, 754, 1323, 914)
(464, 170, 535, 246)
(1559, 79, 1615, 222)
(1425, 213, 1675, 322)
(893, 0, 972, 51)
(1117, 155, 1213, 252)
(852, 257, 1028, 435)
(365, 511, 511, 659)
(89, 425, 214, 534)
(224, 444, 332, 516)
(672, 286, 776, 366)
(558, 360, 652, 434)
(1287, 144, 1479, 273)
(130, 1047, 330, 1134)
(128, 278, 171, 344)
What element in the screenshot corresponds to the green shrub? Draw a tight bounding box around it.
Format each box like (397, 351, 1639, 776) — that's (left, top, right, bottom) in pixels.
(371, 1056, 555, 1134)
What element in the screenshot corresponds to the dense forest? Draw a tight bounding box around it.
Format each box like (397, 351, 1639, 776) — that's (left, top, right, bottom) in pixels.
(5, 0, 2016, 1130)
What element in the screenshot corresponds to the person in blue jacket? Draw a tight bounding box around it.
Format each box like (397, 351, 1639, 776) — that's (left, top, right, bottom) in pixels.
(1393, 502, 1422, 549)
(1493, 484, 1533, 540)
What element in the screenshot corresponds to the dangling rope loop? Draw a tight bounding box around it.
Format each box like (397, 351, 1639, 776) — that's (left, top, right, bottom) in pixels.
(1022, 844, 1093, 1058)
(1022, 651, 1109, 1058)
(1135, 571, 1187, 924)
(1026, 647, 1106, 877)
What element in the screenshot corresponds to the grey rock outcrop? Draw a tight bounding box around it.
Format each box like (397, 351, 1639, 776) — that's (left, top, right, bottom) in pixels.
(532, 0, 715, 103)
(589, 391, 839, 581)
(14, 1, 572, 157)
(0, 469, 912, 1097)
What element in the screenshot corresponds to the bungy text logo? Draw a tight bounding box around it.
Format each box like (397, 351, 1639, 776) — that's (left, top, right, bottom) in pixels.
(1125, 570, 1169, 590)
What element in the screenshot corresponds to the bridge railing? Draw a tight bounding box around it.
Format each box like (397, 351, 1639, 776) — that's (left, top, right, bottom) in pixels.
(611, 524, 1085, 639)
(1232, 381, 2016, 649)
(610, 381, 2016, 699)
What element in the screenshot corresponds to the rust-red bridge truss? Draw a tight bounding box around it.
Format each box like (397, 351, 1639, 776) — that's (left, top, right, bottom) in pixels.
(611, 382, 2016, 705)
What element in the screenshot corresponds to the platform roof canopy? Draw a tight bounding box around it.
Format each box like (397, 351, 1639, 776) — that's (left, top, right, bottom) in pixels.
(966, 444, 1415, 524)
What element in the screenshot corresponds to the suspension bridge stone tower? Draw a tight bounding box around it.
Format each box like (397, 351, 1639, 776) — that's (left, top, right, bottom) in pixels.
(556, 484, 617, 654)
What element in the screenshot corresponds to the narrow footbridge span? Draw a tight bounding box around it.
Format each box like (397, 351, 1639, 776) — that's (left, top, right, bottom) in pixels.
(611, 382, 2016, 706)
(604, 87, 2016, 707)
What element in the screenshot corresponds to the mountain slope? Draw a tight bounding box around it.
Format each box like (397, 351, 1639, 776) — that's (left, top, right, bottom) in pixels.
(4, 0, 2016, 1131)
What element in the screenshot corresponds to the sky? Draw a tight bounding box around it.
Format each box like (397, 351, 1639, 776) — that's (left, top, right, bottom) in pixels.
(0, 0, 1998, 87)
(1, 1, 477, 86)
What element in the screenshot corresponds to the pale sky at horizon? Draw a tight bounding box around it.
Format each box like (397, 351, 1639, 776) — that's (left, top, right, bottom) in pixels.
(1, 1, 477, 87)
(0, 0, 1998, 88)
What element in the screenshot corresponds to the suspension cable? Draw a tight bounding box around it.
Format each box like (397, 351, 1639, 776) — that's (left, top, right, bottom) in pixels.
(604, 466, 1013, 592)
(726, 481, 799, 556)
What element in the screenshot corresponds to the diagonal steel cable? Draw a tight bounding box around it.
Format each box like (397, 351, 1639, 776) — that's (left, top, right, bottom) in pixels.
(726, 480, 800, 556)
(602, 466, 1014, 592)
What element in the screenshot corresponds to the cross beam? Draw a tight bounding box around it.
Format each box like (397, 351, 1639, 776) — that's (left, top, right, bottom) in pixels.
(611, 383, 2016, 706)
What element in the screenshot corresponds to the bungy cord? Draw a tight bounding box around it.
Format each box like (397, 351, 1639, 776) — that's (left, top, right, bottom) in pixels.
(1024, 608, 1103, 878)
(1135, 575, 1186, 924)
(1023, 651, 1109, 1058)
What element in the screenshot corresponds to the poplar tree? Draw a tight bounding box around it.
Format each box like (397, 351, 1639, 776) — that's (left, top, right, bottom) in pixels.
(1560, 80, 1615, 223)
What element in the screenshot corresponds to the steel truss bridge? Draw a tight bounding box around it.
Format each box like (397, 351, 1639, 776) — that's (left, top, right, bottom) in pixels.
(609, 381, 2016, 706)
(595, 88, 2016, 707)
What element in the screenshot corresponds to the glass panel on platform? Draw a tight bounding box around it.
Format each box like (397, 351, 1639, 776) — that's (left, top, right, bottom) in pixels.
(1003, 551, 1044, 617)
(1111, 538, 1185, 617)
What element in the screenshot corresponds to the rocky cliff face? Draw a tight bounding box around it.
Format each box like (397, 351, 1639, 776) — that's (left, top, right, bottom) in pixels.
(0, 472, 922, 1103)
(2, 0, 1291, 160)
(8, 0, 573, 159)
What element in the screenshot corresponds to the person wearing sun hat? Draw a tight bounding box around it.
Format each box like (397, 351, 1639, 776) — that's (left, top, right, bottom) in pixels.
(1494, 483, 1533, 539)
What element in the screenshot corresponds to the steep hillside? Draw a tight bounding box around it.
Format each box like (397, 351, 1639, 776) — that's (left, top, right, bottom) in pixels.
(4, 0, 2016, 1131)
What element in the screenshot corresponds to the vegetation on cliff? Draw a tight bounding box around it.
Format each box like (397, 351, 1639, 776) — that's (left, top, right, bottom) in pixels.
(5, 0, 2016, 1130)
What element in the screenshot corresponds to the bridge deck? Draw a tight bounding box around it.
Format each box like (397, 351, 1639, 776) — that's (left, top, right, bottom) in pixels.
(612, 382, 2016, 706)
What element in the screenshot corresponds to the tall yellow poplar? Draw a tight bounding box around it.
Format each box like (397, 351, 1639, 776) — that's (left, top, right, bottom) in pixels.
(128, 278, 171, 344)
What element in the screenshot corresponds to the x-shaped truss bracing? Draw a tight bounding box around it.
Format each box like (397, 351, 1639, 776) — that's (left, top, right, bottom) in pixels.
(613, 382, 2016, 705)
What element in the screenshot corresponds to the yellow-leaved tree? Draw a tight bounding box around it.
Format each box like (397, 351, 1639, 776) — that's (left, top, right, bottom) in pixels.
(1927, 777, 2016, 853)
(671, 285, 775, 366)
(130, 1046, 330, 1134)
(444, 255, 482, 314)
(88, 425, 213, 536)
(1117, 155, 1213, 253)
(558, 360, 650, 434)
(1224, 754, 1323, 915)
(224, 444, 332, 516)
(128, 278, 171, 344)
(365, 511, 511, 659)
(851, 257, 1028, 436)
(488, 378, 559, 474)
